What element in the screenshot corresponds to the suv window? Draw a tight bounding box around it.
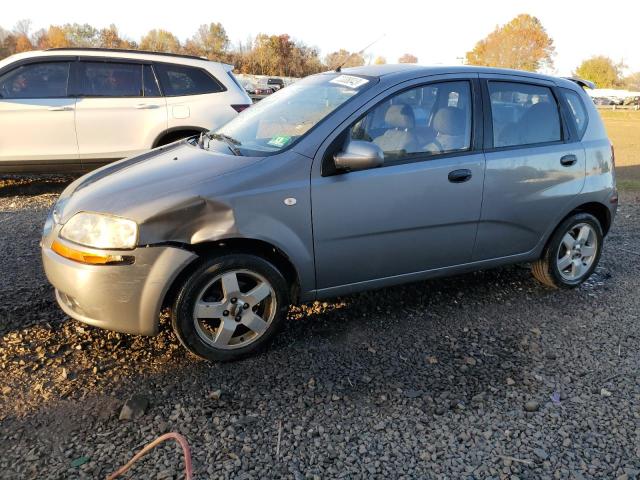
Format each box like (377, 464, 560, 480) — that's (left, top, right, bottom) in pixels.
(488, 81, 561, 148)
(350, 81, 472, 162)
(154, 64, 224, 96)
(78, 62, 142, 97)
(143, 64, 161, 97)
(562, 88, 588, 138)
(0, 62, 70, 99)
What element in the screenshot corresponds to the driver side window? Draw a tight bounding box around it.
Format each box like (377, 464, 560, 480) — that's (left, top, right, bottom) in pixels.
(350, 80, 472, 162)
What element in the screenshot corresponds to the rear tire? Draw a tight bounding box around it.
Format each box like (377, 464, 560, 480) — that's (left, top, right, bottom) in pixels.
(531, 213, 603, 288)
(171, 254, 289, 362)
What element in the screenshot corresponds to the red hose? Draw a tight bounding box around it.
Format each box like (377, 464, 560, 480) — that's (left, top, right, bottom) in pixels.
(106, 432, 193, 480)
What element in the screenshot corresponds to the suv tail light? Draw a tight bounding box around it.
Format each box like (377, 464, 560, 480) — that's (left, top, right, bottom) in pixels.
(231, 104, 251, 113)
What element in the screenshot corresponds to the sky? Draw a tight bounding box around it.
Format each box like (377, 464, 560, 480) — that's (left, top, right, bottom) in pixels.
(3, 0, 638, 76)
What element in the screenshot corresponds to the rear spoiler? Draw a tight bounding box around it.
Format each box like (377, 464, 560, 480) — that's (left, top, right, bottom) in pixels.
(563, 77, 595, 90)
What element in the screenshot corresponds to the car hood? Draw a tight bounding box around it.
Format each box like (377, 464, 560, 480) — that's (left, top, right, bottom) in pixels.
(58, 142, 264, 227)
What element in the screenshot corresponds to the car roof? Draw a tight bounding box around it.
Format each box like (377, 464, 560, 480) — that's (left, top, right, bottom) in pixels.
(340, 64, 578, 89)
(0, 48, 232, 71)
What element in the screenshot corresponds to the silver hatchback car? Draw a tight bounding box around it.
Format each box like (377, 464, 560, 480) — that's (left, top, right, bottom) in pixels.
(42, 65, 617, 361)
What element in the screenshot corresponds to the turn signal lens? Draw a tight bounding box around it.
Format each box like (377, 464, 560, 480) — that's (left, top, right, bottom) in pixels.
(51, 240, 133, 265)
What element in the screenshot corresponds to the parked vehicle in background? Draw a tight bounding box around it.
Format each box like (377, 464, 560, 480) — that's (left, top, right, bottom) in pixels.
(592, 97, 616, 106)
(42, 65, 617, 362)
(267, 77, 285, 90)
(623, 96, 640, 106)
(0, 48, 251, 172)
(243, 82, 275, 96)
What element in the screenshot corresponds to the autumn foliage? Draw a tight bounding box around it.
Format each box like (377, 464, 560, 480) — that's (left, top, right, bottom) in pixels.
(465, 14, 555, 72)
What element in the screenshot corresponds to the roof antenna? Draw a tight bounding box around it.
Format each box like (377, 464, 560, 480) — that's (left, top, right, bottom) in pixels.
(335, 34, 386, 72)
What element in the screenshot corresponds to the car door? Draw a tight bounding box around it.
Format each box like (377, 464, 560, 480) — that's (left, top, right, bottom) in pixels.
(311, 76, 485, 293)
(73, 60, 167, 165)
(153, 62, 236, 133)
(0, 60, 78, 166)
(473, 76, 586, 261)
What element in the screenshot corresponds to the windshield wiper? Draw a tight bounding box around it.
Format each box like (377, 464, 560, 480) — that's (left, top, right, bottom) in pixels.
(205, 132, 242, 156)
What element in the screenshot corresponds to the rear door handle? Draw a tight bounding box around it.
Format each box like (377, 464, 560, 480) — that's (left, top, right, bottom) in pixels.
(560, 154, 578, 166)
(134, 103, 159, 109)
(448, 169, 472, 183)
(48, 106, 73, 111)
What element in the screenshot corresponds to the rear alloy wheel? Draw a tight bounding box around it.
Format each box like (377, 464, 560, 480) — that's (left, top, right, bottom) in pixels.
(531, 213, 603, 288)
(172, 254, 289, 361)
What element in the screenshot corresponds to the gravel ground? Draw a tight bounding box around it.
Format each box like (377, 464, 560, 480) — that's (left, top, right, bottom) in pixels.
(0, 176, 638, 480)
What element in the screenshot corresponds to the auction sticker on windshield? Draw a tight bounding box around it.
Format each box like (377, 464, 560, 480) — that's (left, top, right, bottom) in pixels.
(267, 135, 292, 147)
(329, 75, 369, 89)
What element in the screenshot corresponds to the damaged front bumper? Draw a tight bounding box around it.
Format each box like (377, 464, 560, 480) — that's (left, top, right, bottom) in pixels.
(41, 231, 197, 336)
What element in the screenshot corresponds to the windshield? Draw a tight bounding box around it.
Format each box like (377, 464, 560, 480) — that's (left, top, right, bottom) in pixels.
(209, 73, 375, 156)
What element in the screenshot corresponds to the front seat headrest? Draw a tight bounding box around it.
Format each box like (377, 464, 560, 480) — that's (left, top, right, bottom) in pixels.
(384, 104, 415, 129)
(433, 107, 465, 136)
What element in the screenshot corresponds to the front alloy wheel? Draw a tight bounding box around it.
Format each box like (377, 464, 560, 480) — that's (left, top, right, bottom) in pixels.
(172, 254, 289, 361)
(193, 269, 276, 350)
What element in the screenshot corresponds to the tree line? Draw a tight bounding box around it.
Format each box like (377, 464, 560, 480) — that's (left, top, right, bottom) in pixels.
(465, 14, 639, 90)
(1, 17, 637, 89)
(0, 20, 419, 77)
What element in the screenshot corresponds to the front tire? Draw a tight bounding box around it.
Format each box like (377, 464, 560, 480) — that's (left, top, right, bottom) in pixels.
(531, 213, 603, 288)
(171, 254, 290, 362)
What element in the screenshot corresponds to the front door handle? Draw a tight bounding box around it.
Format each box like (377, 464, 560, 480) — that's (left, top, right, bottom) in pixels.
(48, 106, 73, 111)
(560, 154, 578, 166)
(448, 169, 472, 183)
(134, 103, 159, 109)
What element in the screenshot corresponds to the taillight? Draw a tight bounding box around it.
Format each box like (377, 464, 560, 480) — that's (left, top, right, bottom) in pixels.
(231, 104, 250, 113)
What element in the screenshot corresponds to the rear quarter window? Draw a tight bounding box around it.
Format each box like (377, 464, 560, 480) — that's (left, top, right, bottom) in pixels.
(154, 63, 225, 96)
(562, 88, 589, 139)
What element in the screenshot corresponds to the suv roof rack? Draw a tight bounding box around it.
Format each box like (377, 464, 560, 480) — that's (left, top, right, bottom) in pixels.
(563, 77, 595, 90)
(45, 47, 208, 62)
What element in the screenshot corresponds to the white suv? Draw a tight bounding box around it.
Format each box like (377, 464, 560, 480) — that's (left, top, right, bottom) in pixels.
(0, 48, 251, 172)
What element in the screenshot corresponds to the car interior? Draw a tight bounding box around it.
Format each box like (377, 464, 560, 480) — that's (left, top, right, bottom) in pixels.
(488, 82, 561, 148)
(351, 81, 472, 160)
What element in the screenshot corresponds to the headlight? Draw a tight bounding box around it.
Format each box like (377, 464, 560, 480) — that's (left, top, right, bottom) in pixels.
(60, 212, 138, 250)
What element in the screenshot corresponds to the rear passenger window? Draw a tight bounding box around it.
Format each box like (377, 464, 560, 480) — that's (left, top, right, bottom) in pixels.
(562, 88, 588, 138)
(488, 82, 561, 148)
(78, 62, 142, 97)
(154, 64, 224, 96)
(350, 81, 472, 162)
(143, 65, 161, 97)
(0, 62, 70, 99)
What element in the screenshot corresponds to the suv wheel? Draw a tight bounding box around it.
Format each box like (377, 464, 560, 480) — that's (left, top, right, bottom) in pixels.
(531, 213, 603, 288)
(171, 254, 289, 361)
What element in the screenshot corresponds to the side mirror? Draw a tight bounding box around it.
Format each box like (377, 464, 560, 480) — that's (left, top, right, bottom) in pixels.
(334, 140, 384, 172)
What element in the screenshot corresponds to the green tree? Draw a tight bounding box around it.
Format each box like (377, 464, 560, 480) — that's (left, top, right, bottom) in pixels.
(62, 23, 99, 47)
(466, 14, 555, 71)
(574, 56, 622, 89)
(398, 53, 418, 64)
(324, 49, 365, 70)
(140, 29, 181, 53)
(184, 23, 229, 61)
